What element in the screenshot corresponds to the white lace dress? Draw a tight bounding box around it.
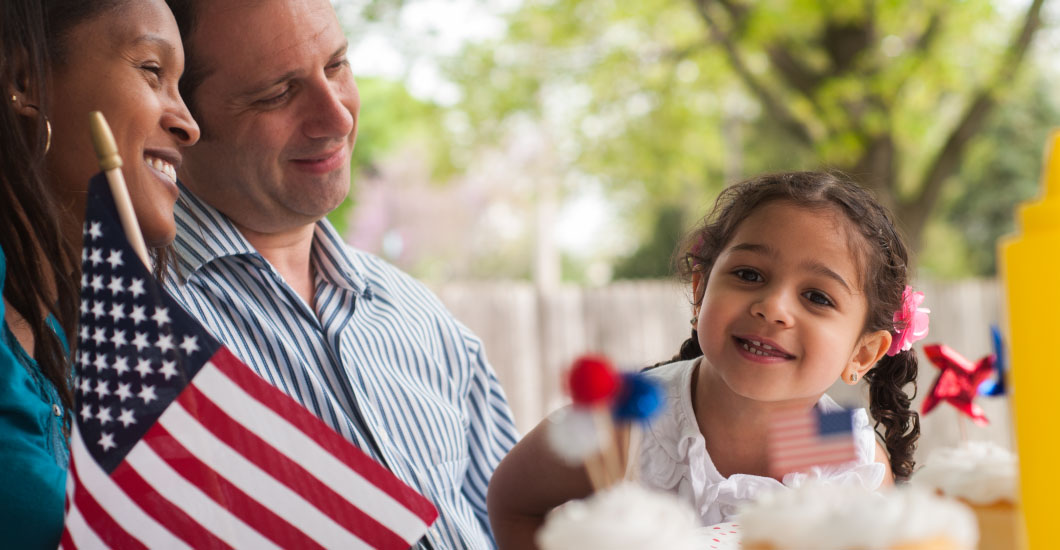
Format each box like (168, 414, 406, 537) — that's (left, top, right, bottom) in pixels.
(636, 357, 885, 526)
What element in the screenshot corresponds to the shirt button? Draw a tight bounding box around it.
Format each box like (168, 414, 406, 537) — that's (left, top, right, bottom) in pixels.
(53, 404, 62, 417)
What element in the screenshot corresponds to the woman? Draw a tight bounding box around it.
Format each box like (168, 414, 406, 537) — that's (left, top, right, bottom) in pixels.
(1, 1, 198, 547)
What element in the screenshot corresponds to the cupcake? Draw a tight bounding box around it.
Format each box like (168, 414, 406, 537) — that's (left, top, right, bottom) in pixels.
(913, 441, 1020, 550)
(536, 482, 709, 550)
(739, 484, 978, 550)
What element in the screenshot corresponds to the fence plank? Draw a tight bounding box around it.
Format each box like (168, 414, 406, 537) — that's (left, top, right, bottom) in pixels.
(433, 278, 1012, 461)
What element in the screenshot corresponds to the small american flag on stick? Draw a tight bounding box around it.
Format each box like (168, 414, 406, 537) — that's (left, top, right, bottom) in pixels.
(61, 175, 437, 549)
(767, 406, 857, 478)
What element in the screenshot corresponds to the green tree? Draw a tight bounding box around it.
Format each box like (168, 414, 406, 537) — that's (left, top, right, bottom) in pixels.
(447, 0, 1049, 269)
(327, 76, 451, 235)
(924, 75, 1060, 277)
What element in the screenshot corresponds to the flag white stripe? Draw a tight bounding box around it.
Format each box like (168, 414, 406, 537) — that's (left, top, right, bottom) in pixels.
(70, 427, 190, 549)
(772, 437, 852, 450)
(775, 451, 858, 467)
(172, 199, 519, 549)
(64, 502, 110, 550)
(775, 449, 859, 467)
(193, 362, 430, 539)
(158, 400, 371, 549)
(775, 445, 857, 459)
(125, 439, 282, 550)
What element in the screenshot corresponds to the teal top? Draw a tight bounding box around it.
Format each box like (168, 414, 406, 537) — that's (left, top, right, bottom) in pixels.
(0, 245, 70, 549)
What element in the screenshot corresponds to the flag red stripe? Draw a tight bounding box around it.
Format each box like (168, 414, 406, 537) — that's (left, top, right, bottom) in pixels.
(69, 454, 148, 550)
(178, 382, 409, 549)
(775, 449, 856, 462)
(109, 456, 232, 550)
(770, 432, 825, 444)
(208, 348, 438, 524)
(772, 445, 857, 460)
(142, 423, 326, 550)
(772, 441, 856, 457)
(771, 440, 860, 453)
(770, 421, 813, 430)
(774, 459, 857, 471)
(773, 448, 858, 465)
(771, 435, 854, 449)
(60, 526, 76, 550)
(773, 448, 858, 469)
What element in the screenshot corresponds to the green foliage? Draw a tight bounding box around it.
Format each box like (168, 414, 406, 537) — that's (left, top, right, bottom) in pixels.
(924, 74, 1059, 277)
(326, 76, 452, 234)
(442, 0, 1050, 278)
(612, 203, 688, 279)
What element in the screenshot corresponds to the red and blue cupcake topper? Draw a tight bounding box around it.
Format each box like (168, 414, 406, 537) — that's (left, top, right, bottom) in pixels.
(568, 354, 621, 406)
(612, 372, 663, 422)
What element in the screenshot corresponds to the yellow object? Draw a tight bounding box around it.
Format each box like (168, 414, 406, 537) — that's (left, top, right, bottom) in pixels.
(999, 130, 1060, 550)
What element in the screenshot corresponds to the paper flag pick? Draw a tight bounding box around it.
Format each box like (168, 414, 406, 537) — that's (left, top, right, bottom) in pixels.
(978, 325, 1007, 397)
(922, 343, 995, 426)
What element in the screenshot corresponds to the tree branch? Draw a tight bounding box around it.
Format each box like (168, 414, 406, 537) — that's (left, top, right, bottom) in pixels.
(903, 0, 1046, 239)
(691, 0, 815, 144)
(886, 12, 941, 105)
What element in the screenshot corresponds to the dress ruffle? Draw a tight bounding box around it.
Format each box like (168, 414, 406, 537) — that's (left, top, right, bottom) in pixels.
(637, 358, 885, 525)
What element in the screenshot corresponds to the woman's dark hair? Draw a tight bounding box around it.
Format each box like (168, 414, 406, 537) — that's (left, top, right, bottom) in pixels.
(670, 171, 920, 481)
(1, 0, 80, 418)
(42, 0, 124, 65)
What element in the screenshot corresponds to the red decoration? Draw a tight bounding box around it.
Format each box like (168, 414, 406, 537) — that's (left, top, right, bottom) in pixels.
(567, 355, 619, 406)
(922, 343, 995, 426)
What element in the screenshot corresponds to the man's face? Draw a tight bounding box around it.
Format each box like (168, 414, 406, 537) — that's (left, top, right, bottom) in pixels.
(179, 0, 359, 236)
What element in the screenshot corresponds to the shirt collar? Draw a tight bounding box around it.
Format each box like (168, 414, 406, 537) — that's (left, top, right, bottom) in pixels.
(171, 182, 372, 298)
(310, 219, 370, 296)
(172, 182, 259, 277)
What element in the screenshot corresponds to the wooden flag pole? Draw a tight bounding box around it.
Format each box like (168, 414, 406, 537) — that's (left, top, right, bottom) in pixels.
(88, 111, 152, 271)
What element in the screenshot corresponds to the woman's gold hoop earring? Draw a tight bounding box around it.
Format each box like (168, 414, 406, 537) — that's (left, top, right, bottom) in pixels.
(19, 102, 52, 154)
(43, 116, 52, 154)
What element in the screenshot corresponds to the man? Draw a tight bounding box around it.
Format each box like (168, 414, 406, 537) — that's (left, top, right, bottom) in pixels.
(164, 0, 520, 547)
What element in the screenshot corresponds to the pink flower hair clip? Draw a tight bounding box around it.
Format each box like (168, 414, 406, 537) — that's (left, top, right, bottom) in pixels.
(887, 285, 930, 356)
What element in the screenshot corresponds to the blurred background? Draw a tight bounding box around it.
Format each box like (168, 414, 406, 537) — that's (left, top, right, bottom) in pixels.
(331, 0, 1057, 457)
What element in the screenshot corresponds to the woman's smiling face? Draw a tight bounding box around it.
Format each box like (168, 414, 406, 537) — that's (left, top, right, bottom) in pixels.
(695, 200, 881, 405)
(47, 0, 199, 247)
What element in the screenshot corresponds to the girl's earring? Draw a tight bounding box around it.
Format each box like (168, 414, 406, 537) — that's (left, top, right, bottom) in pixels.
(690, 315, 698, 327)
(849, 372, 858, 383)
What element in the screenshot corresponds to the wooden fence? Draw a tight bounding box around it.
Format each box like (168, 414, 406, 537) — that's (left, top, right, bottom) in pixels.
(433, 278, 1012, 458)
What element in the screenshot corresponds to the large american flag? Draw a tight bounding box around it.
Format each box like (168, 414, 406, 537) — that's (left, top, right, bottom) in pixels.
(767, 406, 857, 478)
(62, 175, 437, 549)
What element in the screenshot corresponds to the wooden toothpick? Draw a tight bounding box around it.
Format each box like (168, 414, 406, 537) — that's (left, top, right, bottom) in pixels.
(89, 111, 152, 271)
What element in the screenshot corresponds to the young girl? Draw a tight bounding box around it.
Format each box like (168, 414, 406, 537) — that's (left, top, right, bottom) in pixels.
(487, 172, 922, 548)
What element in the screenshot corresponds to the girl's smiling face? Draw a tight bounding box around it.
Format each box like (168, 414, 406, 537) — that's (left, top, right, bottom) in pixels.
(695, 200, 890, 405)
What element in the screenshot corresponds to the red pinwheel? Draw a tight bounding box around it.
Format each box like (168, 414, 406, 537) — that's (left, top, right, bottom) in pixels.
(922, 343, 995, 426)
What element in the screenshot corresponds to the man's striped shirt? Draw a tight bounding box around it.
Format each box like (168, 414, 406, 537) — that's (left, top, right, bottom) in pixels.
(167, 189, 520, 549)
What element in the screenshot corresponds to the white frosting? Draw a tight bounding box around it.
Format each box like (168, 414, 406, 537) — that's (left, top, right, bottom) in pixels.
(536, 482, 707, 550)
(738, 484, 978, 549)
(913, 441, 1018, 504)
